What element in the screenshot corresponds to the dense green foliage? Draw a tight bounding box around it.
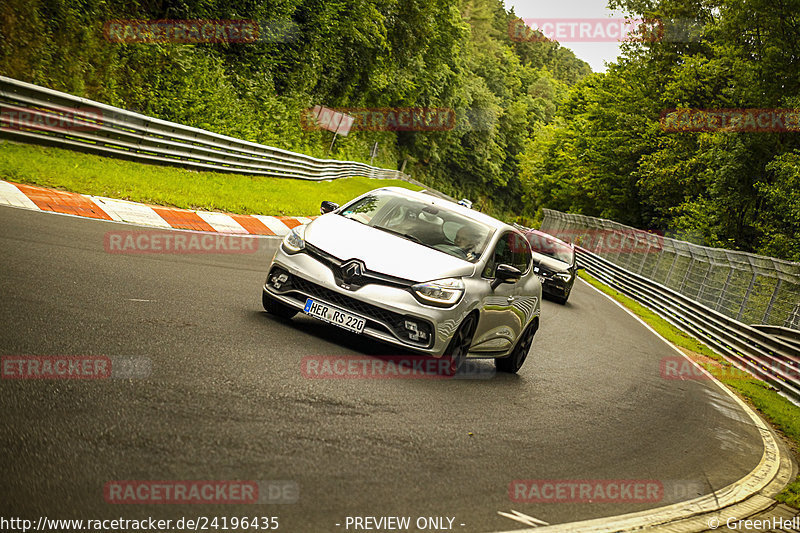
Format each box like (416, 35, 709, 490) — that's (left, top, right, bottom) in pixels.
(521, 0, 800, 260)
(0, 0, 589, 221)
(4, 0, 795, 259)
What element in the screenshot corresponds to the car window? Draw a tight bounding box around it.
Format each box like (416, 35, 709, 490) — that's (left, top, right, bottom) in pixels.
(338, 190, 493, 262)
(509, 232, 532, 272)
(484, 232, 531, 277)
(339, 194, 393, 225)
(527, 232, 574, 264)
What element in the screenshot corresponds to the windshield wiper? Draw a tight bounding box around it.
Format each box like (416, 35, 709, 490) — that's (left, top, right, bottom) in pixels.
(373, 225, 424, 244)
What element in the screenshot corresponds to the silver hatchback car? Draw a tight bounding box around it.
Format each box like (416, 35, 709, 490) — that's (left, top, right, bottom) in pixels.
(262, 187, 541, 373)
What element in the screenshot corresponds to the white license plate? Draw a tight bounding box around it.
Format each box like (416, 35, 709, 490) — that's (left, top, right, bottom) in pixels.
(303, 298, 366, 334)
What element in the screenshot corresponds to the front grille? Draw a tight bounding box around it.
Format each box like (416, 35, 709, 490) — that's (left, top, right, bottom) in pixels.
(268, 267, 433, 348)
(292, 276, 403, 327)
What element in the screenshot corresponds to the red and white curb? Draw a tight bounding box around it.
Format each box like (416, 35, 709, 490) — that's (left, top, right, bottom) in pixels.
(0, 180, 310, 236)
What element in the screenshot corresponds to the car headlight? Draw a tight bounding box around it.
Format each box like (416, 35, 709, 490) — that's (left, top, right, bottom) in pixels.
(554, 272, 572, 282)
(411, 278, 465, 307)
(282, 225, 306, 254)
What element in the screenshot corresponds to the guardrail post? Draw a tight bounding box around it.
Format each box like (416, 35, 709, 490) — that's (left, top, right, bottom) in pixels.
(623, 232, 636, 268)
(679, 258, 695, 293)
(610, 231, 624, 263)
(665, 252, 680, 286)
(785, 304, 800, 329)
(650, 248, 664, 280)
(696, 264, 710, 302)
(762, 279, 782, 325)
(637, 246, 647, 274)
(716, 268, 735, 312)
(737, 272, 757, 322)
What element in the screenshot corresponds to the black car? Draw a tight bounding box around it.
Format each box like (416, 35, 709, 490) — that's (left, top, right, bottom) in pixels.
(525, 229, 580, 304)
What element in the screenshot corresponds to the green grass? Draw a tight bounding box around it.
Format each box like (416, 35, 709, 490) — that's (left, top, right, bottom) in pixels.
(578, 270, 800, 508)
(0, 142, 422, 216)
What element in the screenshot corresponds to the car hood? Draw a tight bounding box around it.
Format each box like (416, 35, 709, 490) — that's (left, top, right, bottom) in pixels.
(304, 214, 476, 282)
(532, 252, 571, 272)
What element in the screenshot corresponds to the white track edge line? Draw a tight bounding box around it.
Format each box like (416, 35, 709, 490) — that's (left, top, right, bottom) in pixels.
(491, 276, 788, 533)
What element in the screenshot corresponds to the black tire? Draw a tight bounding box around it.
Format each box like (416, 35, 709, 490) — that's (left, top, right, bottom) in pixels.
(443, 314, 477, 375)
(496, 320, 538, 373)
(262, 291, 297, 319)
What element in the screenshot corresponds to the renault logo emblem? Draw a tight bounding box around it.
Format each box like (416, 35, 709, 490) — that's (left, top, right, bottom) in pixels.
(341, 260, 365, 284)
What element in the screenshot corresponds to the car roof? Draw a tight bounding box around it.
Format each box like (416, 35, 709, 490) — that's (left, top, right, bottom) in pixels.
(377, 187, 515, 232)
(527, 229, 574, 248)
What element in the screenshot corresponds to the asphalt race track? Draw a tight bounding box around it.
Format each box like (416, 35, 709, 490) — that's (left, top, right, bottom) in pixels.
(0, 205, 766, 532)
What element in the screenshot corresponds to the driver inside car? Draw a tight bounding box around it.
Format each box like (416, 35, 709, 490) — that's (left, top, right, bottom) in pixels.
(454, 226, 482, 260)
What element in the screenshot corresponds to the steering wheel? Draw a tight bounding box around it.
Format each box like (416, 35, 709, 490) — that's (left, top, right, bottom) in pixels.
(434, 243, 468, 259)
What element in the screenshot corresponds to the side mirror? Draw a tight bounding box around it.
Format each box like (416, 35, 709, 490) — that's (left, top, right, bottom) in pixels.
(491, 264, 521, 290)
(320, 201, 339, 215)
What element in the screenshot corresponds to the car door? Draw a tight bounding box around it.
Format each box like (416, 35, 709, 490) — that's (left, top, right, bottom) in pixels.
(470, 232, 528, 353)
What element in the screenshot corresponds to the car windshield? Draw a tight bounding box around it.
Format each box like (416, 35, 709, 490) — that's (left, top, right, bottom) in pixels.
(527, 232, 574, 264)
(339, 191, 494, 262)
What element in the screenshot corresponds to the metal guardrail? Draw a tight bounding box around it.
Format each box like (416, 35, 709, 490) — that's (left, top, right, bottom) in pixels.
(0, 75, 423, 185)
(541, 209, 800, 331)
(751, 325, 800, 350)
(535, 210, 799, 401)
(575, 246, 800, 403)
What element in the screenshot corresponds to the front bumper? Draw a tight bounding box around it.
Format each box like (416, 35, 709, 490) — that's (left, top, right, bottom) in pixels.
(264, 246, 470, 356)
(541, 278, 571, 297)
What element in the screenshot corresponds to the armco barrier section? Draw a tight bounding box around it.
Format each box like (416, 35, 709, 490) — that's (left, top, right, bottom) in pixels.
(573, 247, 800, 403)
(541, 209, 800, 331)
(0, 76, 422, 185)
(518, 216, 798, 401)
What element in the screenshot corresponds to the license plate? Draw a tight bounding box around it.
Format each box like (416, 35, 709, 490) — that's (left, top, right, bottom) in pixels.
(303, 298, 366, 334)
(536, 275, 546, 284)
